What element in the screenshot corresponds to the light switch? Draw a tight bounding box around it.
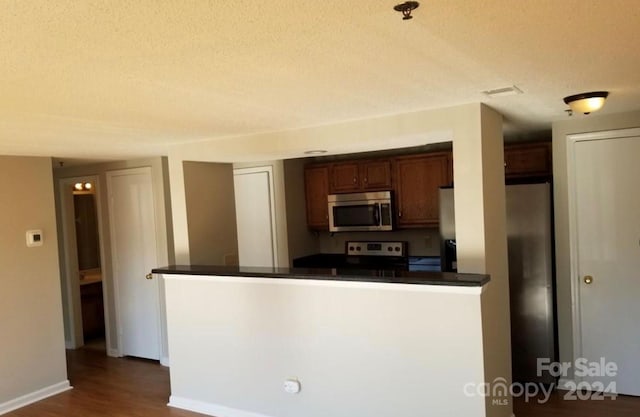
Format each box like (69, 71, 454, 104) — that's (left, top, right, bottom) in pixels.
(26, 230, 43, 247)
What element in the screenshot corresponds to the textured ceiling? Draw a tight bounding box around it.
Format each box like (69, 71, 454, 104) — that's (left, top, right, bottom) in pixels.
(1, 0, 640, 160)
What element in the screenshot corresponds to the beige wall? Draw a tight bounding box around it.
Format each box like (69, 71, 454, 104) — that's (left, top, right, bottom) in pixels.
(552, 110, 640, 378)
(183, 161, 238, 265)
(0, 156, 69, 407)
(54, 157, 173, 363)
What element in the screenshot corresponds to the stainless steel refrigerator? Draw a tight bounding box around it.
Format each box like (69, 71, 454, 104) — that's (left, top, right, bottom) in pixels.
(439, 183, 557, 384)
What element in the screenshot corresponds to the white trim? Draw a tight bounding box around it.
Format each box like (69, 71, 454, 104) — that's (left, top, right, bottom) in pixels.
(64, 340, 74, 350)
(160, 356, 170, 367)
(0, 381, 72, 415)
(557, 378, 576, 391)
(565, 127, 640, 386)
(160, 273, 485, 295)
(565, 134, 582, 384)
(233, 166, 279, 268)
(567, 127, 640, 143)
(169, 396, 273, 417)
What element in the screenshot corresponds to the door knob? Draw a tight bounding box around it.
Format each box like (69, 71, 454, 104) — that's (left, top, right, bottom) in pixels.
(583, 275, 593, 285)
(145, 273, 153, 280)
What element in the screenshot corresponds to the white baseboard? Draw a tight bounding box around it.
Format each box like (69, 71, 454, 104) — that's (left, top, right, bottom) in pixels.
(64, 340, 74, 350)
(107, 348, 120, 358)
(160, 356, 170, 367)
(0, 380, 72, 415)
(169, 396, 273, 417)
(557, 378, 575, 391)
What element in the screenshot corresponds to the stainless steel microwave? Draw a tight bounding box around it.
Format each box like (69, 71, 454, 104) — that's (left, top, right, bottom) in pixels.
(328, 191, 393, 232)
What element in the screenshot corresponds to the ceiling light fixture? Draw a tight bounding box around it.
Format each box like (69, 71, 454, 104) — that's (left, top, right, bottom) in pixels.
(394, 1, 419, 20)
(563, 91, 609, 115)
(304, 150, 328, 155)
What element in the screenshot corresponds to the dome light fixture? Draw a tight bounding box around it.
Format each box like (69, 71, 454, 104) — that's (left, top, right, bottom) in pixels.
(304, 150, 328, 155)
(563, 91, 609, 115)
(394, 1, 419, 20)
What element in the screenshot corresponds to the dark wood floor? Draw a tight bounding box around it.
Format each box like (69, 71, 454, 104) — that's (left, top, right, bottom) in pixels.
(6, 349, 205, 417)
(5, 348, 640, 416)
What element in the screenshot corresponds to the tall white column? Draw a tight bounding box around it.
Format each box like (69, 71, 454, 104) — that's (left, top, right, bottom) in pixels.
(453, 103, 511, 417)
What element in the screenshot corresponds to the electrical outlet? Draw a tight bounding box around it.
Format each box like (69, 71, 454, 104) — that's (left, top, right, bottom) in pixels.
(283, 378, 301, 394)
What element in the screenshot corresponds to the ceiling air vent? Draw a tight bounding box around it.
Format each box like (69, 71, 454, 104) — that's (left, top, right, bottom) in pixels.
(483, 86, 523, 98)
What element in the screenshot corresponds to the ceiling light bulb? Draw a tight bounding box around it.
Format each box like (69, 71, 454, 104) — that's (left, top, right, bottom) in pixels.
(563, 91, 609, 115)
(84, 182, 92, 190)
(74, 183, 83, 191)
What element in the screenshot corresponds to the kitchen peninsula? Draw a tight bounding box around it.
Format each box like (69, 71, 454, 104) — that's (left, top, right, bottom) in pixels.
(154, 265, 495, 417)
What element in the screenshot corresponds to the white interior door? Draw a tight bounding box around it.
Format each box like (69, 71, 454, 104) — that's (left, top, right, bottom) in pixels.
(233, 167, 277, 268)
(107, 167, 161, 360)
(573, 134, 640, 395)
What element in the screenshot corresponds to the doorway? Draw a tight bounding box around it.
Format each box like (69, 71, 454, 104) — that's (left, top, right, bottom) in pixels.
(59, 176, 109, 352)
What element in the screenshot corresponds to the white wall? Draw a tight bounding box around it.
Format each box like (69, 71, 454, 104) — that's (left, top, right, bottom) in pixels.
(552, 110, 640, 379)
(54, 157, 173, 361)
(166, 103, 511, 416)
(183, 161, 238, 265)
(452, 104, 510, 417)
(164, 275, 487, 417)
(0, 156, 70, 411)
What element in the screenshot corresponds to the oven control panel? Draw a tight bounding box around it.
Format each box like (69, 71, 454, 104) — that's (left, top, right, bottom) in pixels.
(345, 241, 407, 257)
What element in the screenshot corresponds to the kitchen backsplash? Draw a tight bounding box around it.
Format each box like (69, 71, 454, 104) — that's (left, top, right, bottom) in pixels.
(317, 228, 440, 256)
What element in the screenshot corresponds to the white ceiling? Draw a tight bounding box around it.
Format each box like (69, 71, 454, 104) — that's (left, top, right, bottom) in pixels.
(1, 0, 639, 161)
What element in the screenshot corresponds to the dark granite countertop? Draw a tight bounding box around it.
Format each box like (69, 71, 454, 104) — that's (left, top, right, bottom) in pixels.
(152, 265, 489, 287)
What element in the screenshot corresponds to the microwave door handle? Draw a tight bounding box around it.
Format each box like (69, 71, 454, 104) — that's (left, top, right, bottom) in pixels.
(373, 203, 381, 226)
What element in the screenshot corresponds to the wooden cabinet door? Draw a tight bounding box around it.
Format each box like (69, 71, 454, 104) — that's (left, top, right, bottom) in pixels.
(504, 142, 551, 179)
(395, 153, 451, 227)
(304, 165, 329, 229)
(361, 160, 392, 190)
(330, 162, 360, 193)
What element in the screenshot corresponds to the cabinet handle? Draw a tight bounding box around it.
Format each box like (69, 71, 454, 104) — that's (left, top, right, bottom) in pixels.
(398, 211, 402, 218)
(353, 177, 357, 184)
(364, 177, 368, 183)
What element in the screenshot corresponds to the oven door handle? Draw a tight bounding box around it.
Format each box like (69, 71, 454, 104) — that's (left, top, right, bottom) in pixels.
(373, 203, 381, 226)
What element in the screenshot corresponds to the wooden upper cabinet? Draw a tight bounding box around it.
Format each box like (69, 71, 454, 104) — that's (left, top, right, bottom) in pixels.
(361, 160, 392, 190)
(329, 159, 392, 193)
(394, 153, 452, 228)
(504, 141, 552, 179)
(304, 165, 330, 230)
(330, 162, 360, 193)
